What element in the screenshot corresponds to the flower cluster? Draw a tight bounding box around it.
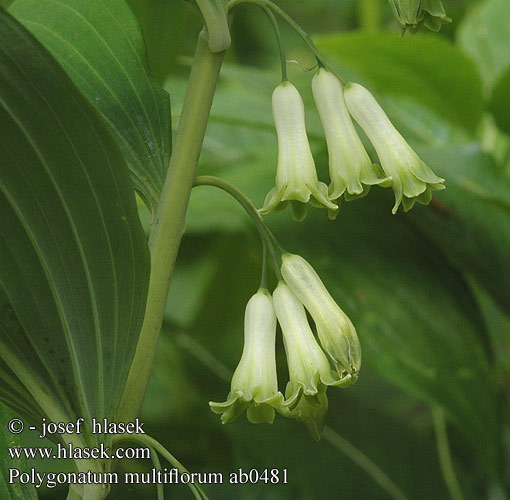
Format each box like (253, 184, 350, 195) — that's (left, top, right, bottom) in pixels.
(388, 0, 451, 33)
(261, 69, 444, 218)
(210, 254, 360, 440)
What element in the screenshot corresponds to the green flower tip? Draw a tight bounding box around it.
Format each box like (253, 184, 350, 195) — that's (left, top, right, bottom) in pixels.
(260, 81, 338, 221)
(388, 0, 451, 33)
(343, 82, 445, 214)
(209, 289, 284, 425)
(283, 384, 329, 441)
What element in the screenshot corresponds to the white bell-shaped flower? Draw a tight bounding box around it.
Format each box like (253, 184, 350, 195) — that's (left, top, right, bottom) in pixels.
(344, 82, 445, 214)
(210, 289, 283, 424)
(281, 253, 360, 384)
(312, 68, 389, 203)
(273, 281, 341, 402)
(273, 281, 341, 439)
(260, 81, 338, 221)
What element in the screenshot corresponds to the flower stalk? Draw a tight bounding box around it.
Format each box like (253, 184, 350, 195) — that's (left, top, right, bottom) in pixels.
(193, 175, 283, 279)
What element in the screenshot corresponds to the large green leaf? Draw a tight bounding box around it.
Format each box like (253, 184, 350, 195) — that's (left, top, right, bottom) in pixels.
(457, 0, 510, 89)
(315, 32, 483, 133)
(9, 0, 171, 212)
(0, 6, 150, 452)
(0, 405, 38, 500)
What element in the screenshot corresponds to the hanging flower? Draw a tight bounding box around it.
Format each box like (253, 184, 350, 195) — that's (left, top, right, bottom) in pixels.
(272, 281, 344, 439)
(312, 68, 389, 204)
(344, 82, 445, 214)
(260, 81, 338, 221)
(388, 0, 451, 33)
(281, 253, 360, 385)
(210, 289, 284, 424)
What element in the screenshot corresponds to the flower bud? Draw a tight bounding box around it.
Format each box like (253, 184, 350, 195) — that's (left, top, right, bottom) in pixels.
(344, 82, 445, 214)
(281, 253, 360, 384)
(210, 289, 283, 424)
(260, 81, 338, 221)
(312, 68, 389, 203)
(388, 0, 451, 33)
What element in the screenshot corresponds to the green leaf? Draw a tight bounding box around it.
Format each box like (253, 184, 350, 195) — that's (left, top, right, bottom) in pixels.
(125, 0, 188, 85)
(414, 143, 510, 312)
(0, 405, 38, 500)
(9, 0, 171, 212)
(315, 32, 483, 133)
(457, 0, 510, 89)
(489, 66, 510, 134)
(0, 6, 150, 452)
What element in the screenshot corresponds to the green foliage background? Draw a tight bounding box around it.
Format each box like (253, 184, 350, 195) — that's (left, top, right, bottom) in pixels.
(1, 0, 509, 499)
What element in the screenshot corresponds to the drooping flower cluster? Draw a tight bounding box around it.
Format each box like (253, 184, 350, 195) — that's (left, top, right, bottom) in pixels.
(210, 254, 360, 440)
(261, 69, 444, 218)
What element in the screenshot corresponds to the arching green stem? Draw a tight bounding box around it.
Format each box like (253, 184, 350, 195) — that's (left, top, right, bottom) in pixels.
(261, 5, 288, 81)
(228, 0, 339, 77)
(114, 434, 209, 500)
(230, 1, 287, 81)
(260, 240, 269, 289)
(193, 175, 283, 279)
(150, 445, 164, 500)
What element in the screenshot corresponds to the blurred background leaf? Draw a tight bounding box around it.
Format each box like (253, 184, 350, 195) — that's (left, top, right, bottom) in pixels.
(125, 0, 192, 85)
(315, 32, 483, 134)
(489, 67, 510, 135)
(457, 0, 510, 89)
